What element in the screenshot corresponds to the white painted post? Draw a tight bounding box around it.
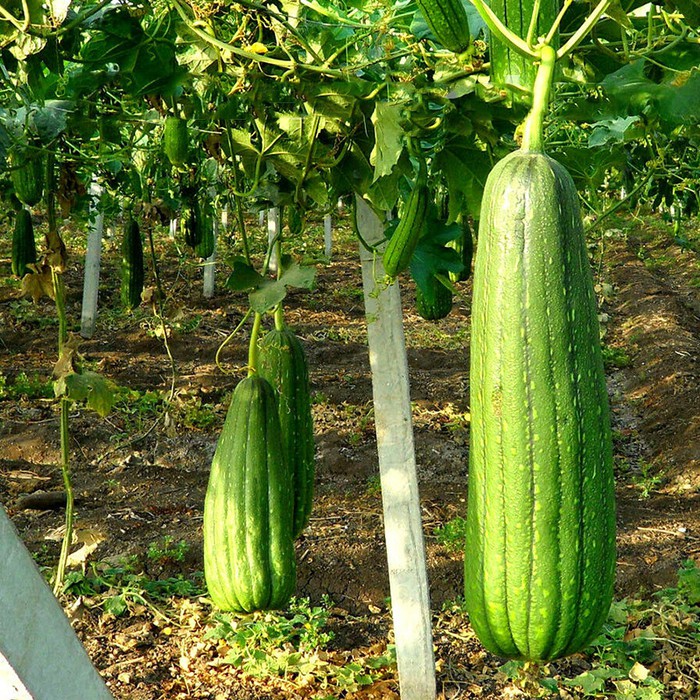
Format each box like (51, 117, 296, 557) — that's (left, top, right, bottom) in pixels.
(0, 506, 114, 699)
(203, 217, 217, 299)
(80, 182, 104, 339)
(169, 218, 177, 240)
(323, 212, 332, 259)
(355, 195, 436, 700)
(221, 204, 228, 231)
(267, 207, 280, 274)
(258, 210, 265, 227)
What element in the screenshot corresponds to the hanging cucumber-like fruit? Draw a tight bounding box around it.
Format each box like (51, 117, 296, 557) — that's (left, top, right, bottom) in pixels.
(163, 116, 188, 166)
(415, 274, 453, 320)
(287, 204, 304, 237)
(464, 45, 615, 661)
(203, 315, 296, 612)
(11, 154, 44, 207)
(12, 208, 37, 278)
(258, 317, 315, 539)
(183, 202, 202, 249)
(415, 0, 472, 53)
(383, 158, 429, 278)
(120, 217, 144, 309)
(448, 216, 474, 283)
(194, 200, 215, 259)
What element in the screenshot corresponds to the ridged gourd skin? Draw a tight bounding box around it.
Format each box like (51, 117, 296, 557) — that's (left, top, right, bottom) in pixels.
(163, 116, 188, 166)
(258, 329, 315, 539)
(287, 205, 304, 237)
(464, 150, 616, 661)
(121, 219, 144, 309)
(489, 0, 559, 100)
(448, 217, 474, 283)
(415, 275, 453, 320)
(11, 156, 44, 207)
(203, 375, 296, 612)
(383, 179, 429, 278)
(184, 203, 203, 249)
(12, 208, 37, 278)
(415, 0, 472, 53)
(194, 201, 215, 259)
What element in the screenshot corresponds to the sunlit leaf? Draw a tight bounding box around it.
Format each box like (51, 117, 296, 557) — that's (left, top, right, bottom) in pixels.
(370, 102, 404, 181)
(54, 371, 116, 417)
(225, 258, 266, 292)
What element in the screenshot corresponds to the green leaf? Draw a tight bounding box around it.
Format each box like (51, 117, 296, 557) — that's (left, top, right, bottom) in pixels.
(433, 144, 491, 221)
(601, 54, 700, 128)
(671, 0, 700, 24)
(498, 659, 523, 679)
(539, 677, 559, 692)
(54, 371, 116, 417)
(588, 116, 641, 147)
(249, 280, 288, 314)
(103, 594, 127, 616)
(677, 559, 700, 604)
(278, 261, 316, 290)
(225, 258, 266, 292)
(244, 262, 316, 314)
(409, 218, 464, 292)
(562, 669, 612, 694)
(32, 100, 72, 141)
(370, 102, 404, 182)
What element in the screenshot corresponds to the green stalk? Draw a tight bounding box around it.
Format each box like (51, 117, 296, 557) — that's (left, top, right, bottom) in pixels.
(53, 396, 73, 595)
(544, 0, 573, 46)
(169, 0, 344, 77)
(526, 0, 543, 49)
(520, 45, 557, 153)
(146, 225, 177, 402)
(274, 304, 285, 331)
(44, 150, 73, 595)
(556, 0, 611, 59)
(248, 313, 263, 375)
(51, 265, 72, 595)
(466, 0, 537, 58)
(215, 309, 252, 374)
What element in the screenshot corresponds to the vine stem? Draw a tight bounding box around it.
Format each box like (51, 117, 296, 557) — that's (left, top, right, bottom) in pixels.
(215, 309, 252, 374)
(556, 0, 611, 59)
(45, 152, 73, 596)
(468, 0, 537, 58)
(52, 266, 72, 595)
(53, 397, 73, 595)
(520, 45, 557, 153)
(274, 304, 285, 331)
(525, 0, 543, 49)
(146, 225, 177, 402)
(248, 313, 263, 375)
(169, 0, 344, 77)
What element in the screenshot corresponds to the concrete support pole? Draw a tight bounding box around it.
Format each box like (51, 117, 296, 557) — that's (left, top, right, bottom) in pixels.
(355, 195, 436, 700)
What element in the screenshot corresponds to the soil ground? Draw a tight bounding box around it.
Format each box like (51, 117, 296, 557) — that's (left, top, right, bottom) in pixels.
(1, 209, 699, 699)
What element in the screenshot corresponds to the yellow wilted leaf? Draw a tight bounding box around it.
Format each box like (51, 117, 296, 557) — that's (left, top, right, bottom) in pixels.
(628, 661, 650, 682)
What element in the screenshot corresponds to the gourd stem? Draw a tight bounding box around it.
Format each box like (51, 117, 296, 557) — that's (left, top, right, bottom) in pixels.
(469, 0, 538, 58)
(521, 45, 557, 153)
(544, 0, 573, 47)
(248, 312, 263, 375)
(274, 304, 285, 331)
(556, 0, 611, 59)
(525, 0, 542, 49)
